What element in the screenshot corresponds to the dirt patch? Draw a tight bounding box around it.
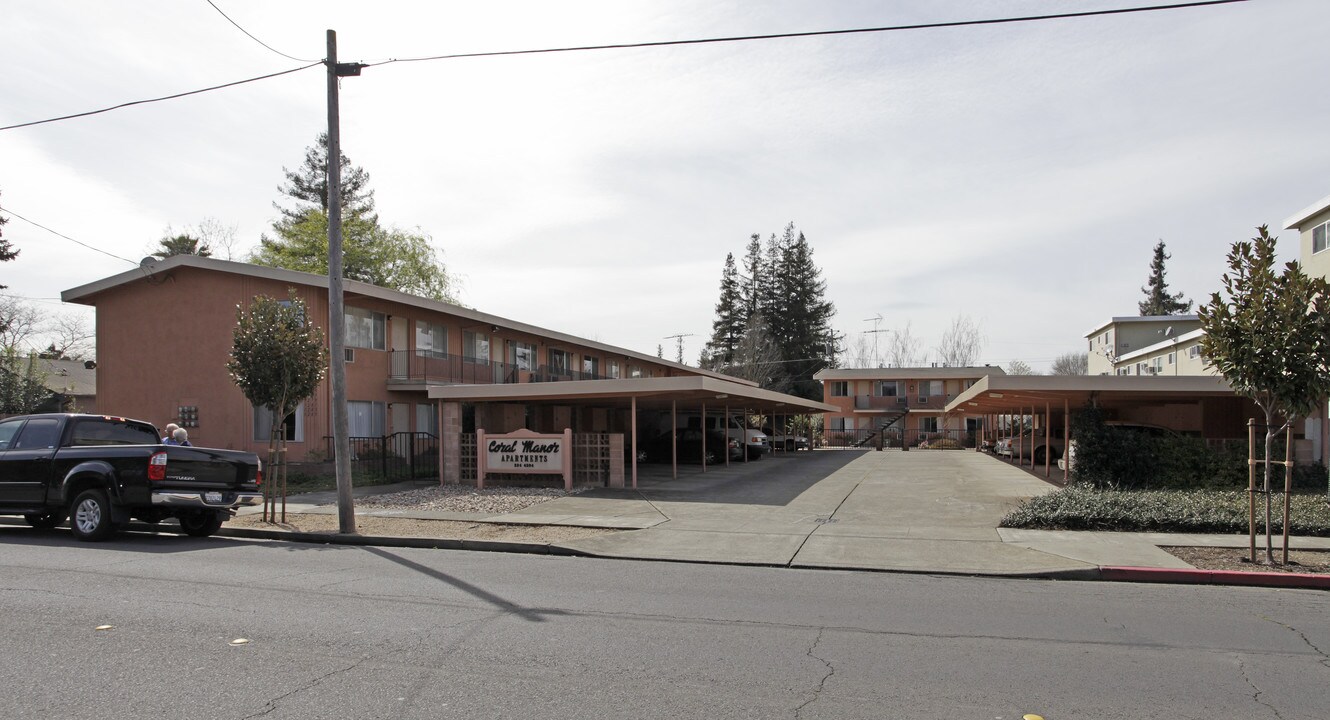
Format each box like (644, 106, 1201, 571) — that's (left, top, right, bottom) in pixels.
(227, 513, 619, 544)
(1162, 546, 1330, 574)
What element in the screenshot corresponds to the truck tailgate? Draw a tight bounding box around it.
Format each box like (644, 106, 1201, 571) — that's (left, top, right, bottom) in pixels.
(158, 446, 258, 491)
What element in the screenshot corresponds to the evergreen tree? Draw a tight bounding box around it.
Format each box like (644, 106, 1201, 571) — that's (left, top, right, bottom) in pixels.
(253, 136, 457, 301)
(703, 253, 744, 366)
(275, 132, 376, 223)
(740, 233, 763, 322)
(1139, 240, 1192, 315)
(775, 228, 837, 399)
(0, 190, 18, 291)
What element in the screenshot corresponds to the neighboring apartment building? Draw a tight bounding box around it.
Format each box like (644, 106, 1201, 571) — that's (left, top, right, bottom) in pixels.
(815, 366, 1002, 440)
(61, 256, 741, 462)
(1285, 192, 1330, 464)
(1085, 315, 1207, 376)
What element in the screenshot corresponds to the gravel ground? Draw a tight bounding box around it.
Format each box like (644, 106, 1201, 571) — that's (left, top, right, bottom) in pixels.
(1162, 546, 1330, 574)
(227, 485, 615, 543)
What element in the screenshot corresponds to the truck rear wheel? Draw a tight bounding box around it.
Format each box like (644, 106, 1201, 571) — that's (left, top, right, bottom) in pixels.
(70, 489, 117, 541)
(179, 511, 225, 538)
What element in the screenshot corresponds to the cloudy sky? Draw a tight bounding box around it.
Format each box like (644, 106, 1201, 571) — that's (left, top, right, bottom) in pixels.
(2, 0, 1326, 371)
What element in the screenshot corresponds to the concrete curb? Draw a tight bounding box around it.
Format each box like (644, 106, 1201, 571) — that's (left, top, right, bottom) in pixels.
(215, 526, 566, 555)
(1100, 566, 1330, 590)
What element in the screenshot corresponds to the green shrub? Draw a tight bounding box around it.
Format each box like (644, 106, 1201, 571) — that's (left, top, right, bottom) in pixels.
(1001, 484, 1330, 536)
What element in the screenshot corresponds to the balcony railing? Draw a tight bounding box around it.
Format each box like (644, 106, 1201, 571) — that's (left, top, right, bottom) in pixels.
(388, 350, 610, 385)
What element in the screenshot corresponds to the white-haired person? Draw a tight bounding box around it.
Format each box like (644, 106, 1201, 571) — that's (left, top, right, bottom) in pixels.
(162, 423, 179, 444)
(170, 427, 192, 447)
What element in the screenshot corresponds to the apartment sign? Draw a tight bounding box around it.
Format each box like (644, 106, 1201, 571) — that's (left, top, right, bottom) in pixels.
(476, 428, 573, 491)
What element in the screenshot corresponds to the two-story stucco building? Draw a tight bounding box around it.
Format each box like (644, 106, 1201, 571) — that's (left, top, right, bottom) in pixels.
(1085, 315, 1208, 377)
(814, 366, 1001, 446)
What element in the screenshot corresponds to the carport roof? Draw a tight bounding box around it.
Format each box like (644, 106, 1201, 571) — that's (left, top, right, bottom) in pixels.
(945, 374, 1236, 414)
(427, 376, 836, 414)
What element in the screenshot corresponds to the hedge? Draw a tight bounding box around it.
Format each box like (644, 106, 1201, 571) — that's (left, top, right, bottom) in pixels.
(1001, 484, 1330, 536)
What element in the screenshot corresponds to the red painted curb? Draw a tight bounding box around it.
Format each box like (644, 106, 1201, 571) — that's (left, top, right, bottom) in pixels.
(1100, 566, 1330, 590)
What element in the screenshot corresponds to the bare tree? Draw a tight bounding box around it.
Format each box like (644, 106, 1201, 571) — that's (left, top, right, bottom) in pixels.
(44, 312, 95, 360)
(0, 296, 40, 350)
(934, 314, 986, 367)
(1006, 359, 1038, 375)
(846, 332, 875, 369)
(197, 217, 240, 261)
(885, 322, 925, 367)
(1050, 351, 1088, 375)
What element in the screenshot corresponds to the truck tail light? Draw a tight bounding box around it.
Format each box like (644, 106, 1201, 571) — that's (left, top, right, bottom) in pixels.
(148, 452, 167, 481)
(255, 458, 262, 487)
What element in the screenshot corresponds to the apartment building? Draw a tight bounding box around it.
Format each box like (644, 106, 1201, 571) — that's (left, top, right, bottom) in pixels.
(815, 366, 1001, 442)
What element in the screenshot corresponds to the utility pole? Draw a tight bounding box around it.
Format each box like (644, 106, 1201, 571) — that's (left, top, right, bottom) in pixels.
(326, 29, 364, 535)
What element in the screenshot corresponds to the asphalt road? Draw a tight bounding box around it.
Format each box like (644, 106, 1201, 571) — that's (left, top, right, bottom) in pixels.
(1, 527, 1327, 720)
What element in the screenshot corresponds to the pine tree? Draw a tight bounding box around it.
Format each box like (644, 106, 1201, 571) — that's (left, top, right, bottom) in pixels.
(740, 233, 763, 322)
(776, 228, 837, 399)
(1139, 240, 1192, 315)
(275, 132, 376, 223)
(703, 254, 745, 367)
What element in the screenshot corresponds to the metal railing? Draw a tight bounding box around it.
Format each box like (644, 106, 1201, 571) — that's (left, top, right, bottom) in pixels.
(323, 432, 439, 481)
(823, 428, 976, 450)
(388, 351, 611, 385)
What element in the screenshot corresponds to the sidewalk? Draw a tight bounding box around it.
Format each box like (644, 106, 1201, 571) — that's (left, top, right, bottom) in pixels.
(226, 451, 1330, 589)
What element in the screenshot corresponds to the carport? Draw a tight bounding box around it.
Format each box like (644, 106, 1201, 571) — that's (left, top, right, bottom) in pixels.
(429, 376, 835, 489)
(945, 375, 1247, 481)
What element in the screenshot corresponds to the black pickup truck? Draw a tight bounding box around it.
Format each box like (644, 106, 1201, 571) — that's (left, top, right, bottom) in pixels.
(0, 413, 261, 541)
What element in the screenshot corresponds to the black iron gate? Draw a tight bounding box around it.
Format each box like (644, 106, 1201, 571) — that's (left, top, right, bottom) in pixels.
(323, 432, 439, 481)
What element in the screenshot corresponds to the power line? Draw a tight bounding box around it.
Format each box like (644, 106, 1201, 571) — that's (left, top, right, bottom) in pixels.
(204, 0, 318, 63)
(0, 62, 322, 132)
(0, 206, 139, 265)
(365, 0, 1247, 67)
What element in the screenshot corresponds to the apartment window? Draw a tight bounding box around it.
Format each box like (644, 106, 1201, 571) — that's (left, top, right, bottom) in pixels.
(830, 381, 848, 397)
(463, 331, 490, 363)
(1314, 221, 1328, 254)
(829, 416, 846, 431)
(628, 365, 643, 378)
(415, 321, 448, 358)
(254, 402, 304, 442)
(583, 356, 600, 377)
(508, 341, 536, 371)
(918, 380, 942, 401)
(876, 381, 902, 397)
(1137, 362, 1148, 375)
(1188, 345, 1201, 359)
(345, 307, 385, 350)
(548, 349, 573, 374)
(347, 401, 386, 437)
(416, 404, 438, 436)
(1167, 352, 1176, 365)
(607, 360, 620, 379)
(1152, 357, 1164, 373)
(919, 417, 938, 433)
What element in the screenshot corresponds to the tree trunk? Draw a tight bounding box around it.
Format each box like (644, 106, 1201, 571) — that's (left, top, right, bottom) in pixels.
(1263, 424, 1274, 565)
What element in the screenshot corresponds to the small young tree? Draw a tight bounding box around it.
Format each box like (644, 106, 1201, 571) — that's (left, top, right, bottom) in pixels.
(1199, 226, 1330, 564)
(1139, 240, 1192, 315)
(227, 291, 328, 522)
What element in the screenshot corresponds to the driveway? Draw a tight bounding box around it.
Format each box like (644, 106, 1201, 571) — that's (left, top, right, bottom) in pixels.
(495, 449, 1152, 575)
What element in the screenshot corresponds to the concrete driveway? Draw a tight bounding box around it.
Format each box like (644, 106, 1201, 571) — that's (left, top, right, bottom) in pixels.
(494, 449, 1164, 575)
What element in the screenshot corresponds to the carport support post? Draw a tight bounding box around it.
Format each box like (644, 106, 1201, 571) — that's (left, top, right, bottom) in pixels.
(631, 396, 638, 490)
(1044, 402, 1051, 477)
(671, 400, 678, 480)
(725, 404, 730, 467)
(743, 408, 750, 462)
(1063, 399, 1069, 483)
(701, 402, 707, 472)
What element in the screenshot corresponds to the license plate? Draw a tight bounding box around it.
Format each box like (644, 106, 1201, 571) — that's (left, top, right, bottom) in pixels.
(205, 492, 223, 503)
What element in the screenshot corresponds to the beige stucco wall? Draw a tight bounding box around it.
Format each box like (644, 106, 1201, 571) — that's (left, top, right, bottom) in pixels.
(1297, 205, 1330, 282)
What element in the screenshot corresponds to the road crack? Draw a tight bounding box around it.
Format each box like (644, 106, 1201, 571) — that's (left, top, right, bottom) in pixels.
(1256, 614, 1330, 672)
(793, 627, 835, 719)
(1236, 656, 1285, 720)
(240, 654, 374, 719)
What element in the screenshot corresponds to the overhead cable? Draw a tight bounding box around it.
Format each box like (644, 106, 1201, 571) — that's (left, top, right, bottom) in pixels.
(204, 0, 318, 63)
(0, 62, 322, 132)
(0, 206, 139, 265)
(365, 0, 1248, 67)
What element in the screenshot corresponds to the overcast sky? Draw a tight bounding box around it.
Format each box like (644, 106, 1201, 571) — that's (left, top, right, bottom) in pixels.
(2, 0, 1326, 371)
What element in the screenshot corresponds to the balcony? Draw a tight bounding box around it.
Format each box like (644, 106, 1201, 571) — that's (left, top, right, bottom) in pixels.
(853, 395, 909, 410)
(388, 350, 610, 386)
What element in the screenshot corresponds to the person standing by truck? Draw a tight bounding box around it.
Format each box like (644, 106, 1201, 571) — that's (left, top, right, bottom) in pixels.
(161, 423, 179, 444)
(171, 427, 192, 446)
